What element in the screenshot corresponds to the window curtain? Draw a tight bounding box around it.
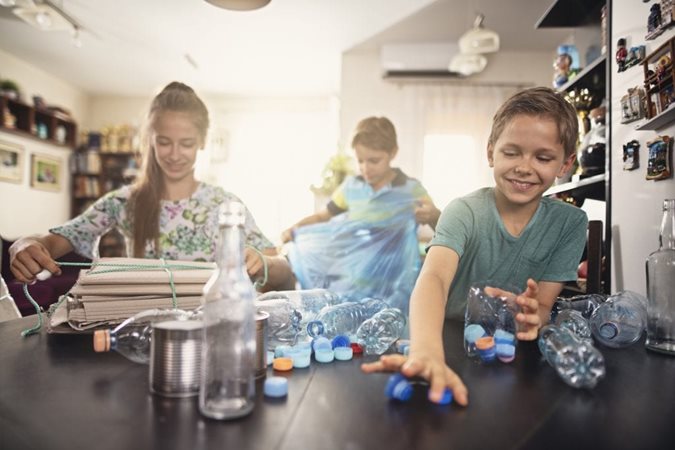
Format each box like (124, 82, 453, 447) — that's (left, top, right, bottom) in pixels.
(397, 83, 524, 205)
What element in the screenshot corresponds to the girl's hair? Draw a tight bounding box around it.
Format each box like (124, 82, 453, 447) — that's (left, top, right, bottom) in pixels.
(351, 116, 398, 154)
(127, 81, 209, 257)
(488, 87, 579, 158)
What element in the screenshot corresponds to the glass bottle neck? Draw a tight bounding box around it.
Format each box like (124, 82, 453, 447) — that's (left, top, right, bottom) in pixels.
(659, 199, 675, 250)
(217, 223, 247, 275)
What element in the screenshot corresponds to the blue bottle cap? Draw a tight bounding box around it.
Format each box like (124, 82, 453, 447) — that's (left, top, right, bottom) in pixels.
(312, 336, 332, 353)
(464, 324, 486, 344)
(295, 341, 313, 353)
(291, 352, 311, 369)
(395, 339, 410, 354)
(331, 335, 351, 349)
(314, 348, 335, 363)
(334, 346, 353, 361)
(264, 376, 288, 398)
(496, 343, 516, 363)
(385, 373, 412, 402)
(436, 388, 453, 405)
(494, 329, 515, 345)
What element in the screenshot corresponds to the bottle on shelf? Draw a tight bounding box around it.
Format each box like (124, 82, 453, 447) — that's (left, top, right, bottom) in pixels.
(538, 324, 605, 389)
(646, 198, 675, 355)
(255, 289, 345, 348)
(307, 298, 386, 339)
(199, 201, 257, 420)
(356, 307, 407, 355)
(93, 308, 194, 364)
(590, 290, 648, 348)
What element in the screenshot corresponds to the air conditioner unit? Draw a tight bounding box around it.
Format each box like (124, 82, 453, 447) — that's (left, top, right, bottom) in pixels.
(380, 43, 464, 79)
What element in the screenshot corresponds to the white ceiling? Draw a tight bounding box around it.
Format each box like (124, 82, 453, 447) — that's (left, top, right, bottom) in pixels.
(0, 0, 569, 97)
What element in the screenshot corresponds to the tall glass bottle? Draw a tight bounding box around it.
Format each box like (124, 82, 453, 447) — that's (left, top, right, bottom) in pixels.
(645, 199, 675, 355)
(199, 201, 256, 420)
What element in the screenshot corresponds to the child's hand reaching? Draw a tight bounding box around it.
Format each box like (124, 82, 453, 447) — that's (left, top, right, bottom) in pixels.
(361, 351, 469, 406)
(515, 278, 542, 341)
(414, 198, 441, 229)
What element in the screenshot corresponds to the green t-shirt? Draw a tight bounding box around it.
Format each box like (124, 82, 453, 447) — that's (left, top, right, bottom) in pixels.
(428, 187, 588, 319)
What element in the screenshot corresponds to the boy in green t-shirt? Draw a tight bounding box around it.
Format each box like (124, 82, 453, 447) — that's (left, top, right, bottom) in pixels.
(362, 87, 588, 407)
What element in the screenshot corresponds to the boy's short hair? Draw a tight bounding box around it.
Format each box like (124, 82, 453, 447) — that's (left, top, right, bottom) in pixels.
(351, 117, 398, 154)
(488, 87, 579, 158)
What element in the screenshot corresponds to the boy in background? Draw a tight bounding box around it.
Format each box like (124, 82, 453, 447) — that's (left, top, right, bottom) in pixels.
(281, 116, 439, 241)
(362, 87, 588, 407)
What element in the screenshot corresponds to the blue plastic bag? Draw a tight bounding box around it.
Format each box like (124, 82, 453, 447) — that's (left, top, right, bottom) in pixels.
(287, 191, 421, 314)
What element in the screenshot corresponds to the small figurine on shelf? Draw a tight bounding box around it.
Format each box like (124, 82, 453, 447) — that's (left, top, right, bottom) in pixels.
(624, 45, 646, 70)
(553, 53, 573, 88)
(577, 105, 606, 177)
(623, 140, 640, 171)
(655, 54, 671, 81)
(646, 3, 663, 40)
(646, 135, 672, 181)
(616, 38, 628, 72)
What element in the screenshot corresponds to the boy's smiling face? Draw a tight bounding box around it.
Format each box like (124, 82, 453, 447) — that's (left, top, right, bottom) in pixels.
(354, 143, 396, 191)
(488, 114, 575, 209)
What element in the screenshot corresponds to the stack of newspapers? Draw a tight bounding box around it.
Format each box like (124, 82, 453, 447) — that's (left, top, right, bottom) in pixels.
(49, 257, 215, 331)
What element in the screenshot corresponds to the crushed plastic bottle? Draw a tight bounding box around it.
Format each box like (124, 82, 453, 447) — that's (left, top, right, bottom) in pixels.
(538, 324, 605, 389)
(554, 309, 593, 343)
(590, 290, 648, 348)
(93, 308, 194, 364)
(307, 298, 386, 339)
(255, 289, 344, 348)
(356, 307, 406, 355)
(550, 293, 606, 322)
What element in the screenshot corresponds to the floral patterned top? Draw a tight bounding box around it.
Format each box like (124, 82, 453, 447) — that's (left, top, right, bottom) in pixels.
(51, 183, 273, 261)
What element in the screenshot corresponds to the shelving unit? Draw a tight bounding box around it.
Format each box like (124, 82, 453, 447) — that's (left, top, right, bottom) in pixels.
(0, 96, 77, 148)
(637, 35, 675, 130)
(537, 0, 611, 295)
(70, 132, 139, 257)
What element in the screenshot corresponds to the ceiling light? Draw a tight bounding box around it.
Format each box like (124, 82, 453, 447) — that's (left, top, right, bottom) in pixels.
(458, 14, 500, 55)
(34, 10, 52, 29)
(0, 0, 17, 7)
(204, 0, 271, 11)
(448, 54, 487, 76)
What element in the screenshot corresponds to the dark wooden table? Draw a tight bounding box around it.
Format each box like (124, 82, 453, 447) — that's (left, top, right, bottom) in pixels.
(1, 316, 673, 450)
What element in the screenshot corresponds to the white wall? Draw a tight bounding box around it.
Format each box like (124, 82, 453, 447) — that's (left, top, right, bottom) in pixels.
(611, 3, 675, 294)
(0, 49, 87, 240)
(339, 48, 555, 181)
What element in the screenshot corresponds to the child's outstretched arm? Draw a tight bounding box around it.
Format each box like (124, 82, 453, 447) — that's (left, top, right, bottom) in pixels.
(515, 279, 563, 340)
(361, 246, 469, 406)
(280, 208, 334, 243)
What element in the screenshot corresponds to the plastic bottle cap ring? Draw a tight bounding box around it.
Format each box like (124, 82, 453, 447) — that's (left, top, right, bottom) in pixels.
(314, 349, 335, 363)
(334, 346, 353, 361)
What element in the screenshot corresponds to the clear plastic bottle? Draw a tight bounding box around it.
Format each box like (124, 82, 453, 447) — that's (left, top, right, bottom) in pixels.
(199, 201, 256, 420)
(538, 324, 605, 389)
(646, 198, 675, 355)
(93, 308, 193, 364)
(255, 289, 344, 347)
(590, 290, 647, 348)
(355, 307, 407, 355)
(550, 293, 606, 322)
(307, 298, 386, 339)
(553, 309, 593, 343)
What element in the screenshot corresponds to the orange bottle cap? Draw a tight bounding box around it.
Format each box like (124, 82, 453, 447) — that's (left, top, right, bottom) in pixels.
(93, 330, 111, 352)
(475, 336, 495, 350)
(272, 357, 293, 371)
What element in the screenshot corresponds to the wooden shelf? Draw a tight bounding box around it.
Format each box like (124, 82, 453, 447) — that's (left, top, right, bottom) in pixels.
(635, 106, 675, 130)
(0, 96, 77, 148)
(536, 0, 605, 28)
(545, 173, 606, 196)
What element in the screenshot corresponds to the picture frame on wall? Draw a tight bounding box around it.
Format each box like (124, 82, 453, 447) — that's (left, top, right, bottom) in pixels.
(31, 153, 62, 192)
(0, 140, 24, 184)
